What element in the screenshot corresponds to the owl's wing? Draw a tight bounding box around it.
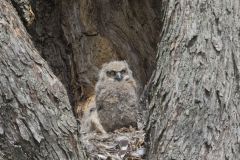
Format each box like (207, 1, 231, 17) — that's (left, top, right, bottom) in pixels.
(95, 81, 104, 96)
(95, 83, 105, 111)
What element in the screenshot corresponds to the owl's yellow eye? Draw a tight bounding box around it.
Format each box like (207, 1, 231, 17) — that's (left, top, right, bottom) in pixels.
(121, 69, 126, 74)
(107, 71, 116, 77)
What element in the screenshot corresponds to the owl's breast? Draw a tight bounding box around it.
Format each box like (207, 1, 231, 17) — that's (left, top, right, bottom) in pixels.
(101, 82, 135, 97)
(96, 80, 138, 132)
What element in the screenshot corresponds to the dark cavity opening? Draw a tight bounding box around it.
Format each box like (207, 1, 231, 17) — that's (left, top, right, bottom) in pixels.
(25, 0, 164, 118)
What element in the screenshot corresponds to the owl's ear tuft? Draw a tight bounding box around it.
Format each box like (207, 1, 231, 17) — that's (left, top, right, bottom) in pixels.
(121, 60, 128, 66)
(123, 60, 130, 68)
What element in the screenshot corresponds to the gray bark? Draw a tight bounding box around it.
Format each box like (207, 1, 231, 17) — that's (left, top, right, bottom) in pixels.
(4, 0, 239, 159)
(0, 1, 86, 159)
(146, 0, 240, 160)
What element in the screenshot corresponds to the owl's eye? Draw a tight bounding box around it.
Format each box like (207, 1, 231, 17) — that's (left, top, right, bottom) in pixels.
(121, 69, 126, 74)
(107, 71, 116, 77)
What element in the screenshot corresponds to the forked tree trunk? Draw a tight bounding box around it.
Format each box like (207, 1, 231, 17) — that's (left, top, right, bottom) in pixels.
(146, 0, 240, 159)
(0, 1, 86, 159)
(2, 0, 240, 159)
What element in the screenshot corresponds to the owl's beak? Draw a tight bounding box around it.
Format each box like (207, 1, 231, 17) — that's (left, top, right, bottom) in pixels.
(115, 72, 123, 81)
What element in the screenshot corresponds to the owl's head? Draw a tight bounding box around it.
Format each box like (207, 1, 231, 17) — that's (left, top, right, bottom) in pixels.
(99, 61, 133, 82)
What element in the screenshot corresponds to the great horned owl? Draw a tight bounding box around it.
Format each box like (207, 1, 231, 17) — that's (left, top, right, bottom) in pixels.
(95, 60, 138, 132)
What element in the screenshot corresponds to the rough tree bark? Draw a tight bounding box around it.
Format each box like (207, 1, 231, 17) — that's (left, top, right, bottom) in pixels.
(3, 0, 239, 159)
(146, 0, 240, 160)
(0, 1, 86, 159)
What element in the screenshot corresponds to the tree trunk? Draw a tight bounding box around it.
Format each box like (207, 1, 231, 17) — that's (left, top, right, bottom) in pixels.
(0, 1, 86, 159)
(3, 0, 239, 159)
(146, 0, 240, 159)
